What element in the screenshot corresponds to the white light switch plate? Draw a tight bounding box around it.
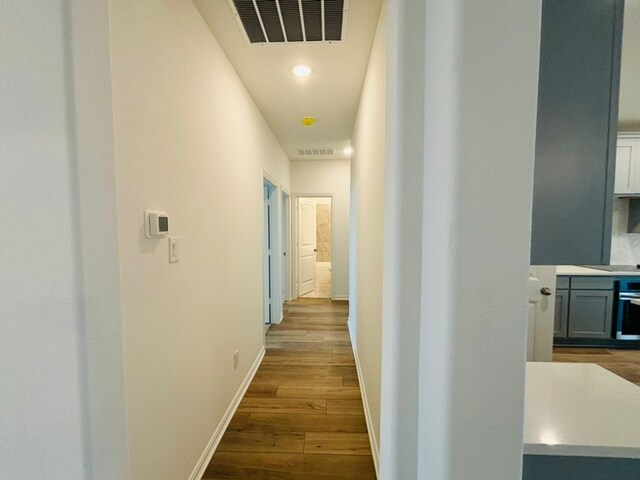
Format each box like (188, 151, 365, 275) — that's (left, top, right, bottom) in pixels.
(169, 237, 179, 263)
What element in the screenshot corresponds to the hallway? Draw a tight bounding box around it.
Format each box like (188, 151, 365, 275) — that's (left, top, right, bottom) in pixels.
(203, 299, 376, 479)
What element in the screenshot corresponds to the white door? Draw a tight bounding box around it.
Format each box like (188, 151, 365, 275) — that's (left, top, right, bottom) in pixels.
(527, 266, 557, 361)
(298, 198, 316, 296)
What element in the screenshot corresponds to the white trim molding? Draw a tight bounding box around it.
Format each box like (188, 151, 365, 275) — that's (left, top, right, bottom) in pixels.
(188, 346, 265, 480)
(332, 294, 350, 301)
(348, 318, 380, 478)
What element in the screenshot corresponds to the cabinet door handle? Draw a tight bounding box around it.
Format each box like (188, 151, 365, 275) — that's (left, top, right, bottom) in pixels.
(540, 287, 552, 296)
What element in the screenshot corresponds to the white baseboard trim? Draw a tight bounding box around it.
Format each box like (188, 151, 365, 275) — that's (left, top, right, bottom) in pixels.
(347, 317, 380, 478)
(332, 294, 350, 301)
(188, 345, 265, 480)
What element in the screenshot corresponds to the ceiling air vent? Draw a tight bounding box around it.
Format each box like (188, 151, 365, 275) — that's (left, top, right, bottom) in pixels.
(296, 148, 336, 156)
(230, 0, 347, 44)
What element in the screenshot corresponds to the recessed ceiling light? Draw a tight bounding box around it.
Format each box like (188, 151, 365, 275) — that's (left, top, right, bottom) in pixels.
(302, 116, 316, 126)
(292, 65, 312, 77)
(344, 147, 354, 156)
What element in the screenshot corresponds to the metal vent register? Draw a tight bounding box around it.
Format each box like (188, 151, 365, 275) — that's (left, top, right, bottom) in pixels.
(296, 148, 335, 156)
(231, 0, 346, 44)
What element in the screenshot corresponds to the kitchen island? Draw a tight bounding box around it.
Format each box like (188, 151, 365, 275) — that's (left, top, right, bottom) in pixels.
(556, 265, 640, 276)
(523, 362, 640, 479)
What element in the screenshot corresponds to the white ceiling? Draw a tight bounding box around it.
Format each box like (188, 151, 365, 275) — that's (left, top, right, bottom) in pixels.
(193, 0, 383, 160)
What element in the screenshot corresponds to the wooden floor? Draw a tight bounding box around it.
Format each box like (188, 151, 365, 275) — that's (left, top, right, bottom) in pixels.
(203, 299, 376, 479)
(553, 347, 640, 387)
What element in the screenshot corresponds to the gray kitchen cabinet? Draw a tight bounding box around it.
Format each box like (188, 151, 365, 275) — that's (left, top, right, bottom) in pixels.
(568, 290, 614, 339)
(531, 0, 624, 265)
(570, 276, 615, 290)
(554, 289, 569, 338)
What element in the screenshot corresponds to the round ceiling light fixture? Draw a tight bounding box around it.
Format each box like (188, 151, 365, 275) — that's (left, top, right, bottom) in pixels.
(344, 147, 354, 156)
(302, 116, 316, 126)
(292, 65, 312, 77)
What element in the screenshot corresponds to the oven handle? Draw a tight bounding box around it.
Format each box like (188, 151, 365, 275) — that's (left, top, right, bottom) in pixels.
(619, 293, 640, 300)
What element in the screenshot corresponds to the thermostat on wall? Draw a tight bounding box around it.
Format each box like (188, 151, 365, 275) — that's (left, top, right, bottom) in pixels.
(144, 210, 170, 238)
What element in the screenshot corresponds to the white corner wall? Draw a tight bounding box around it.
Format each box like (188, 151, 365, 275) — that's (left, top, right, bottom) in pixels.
(2, 1, 129, 478)
(70, 1, 130, 477)
(619, 0, 640, 131)
(108, 1, 290, 479)
(291, 160, 350, 299)
(1, 2, 86, 477)
(349, 5, 387, 463)
(381, 0, 542, 478)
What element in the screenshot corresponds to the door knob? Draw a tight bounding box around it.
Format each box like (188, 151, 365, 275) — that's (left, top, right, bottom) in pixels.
(314, 249, 318, 252)
(540, 287, 552, 296)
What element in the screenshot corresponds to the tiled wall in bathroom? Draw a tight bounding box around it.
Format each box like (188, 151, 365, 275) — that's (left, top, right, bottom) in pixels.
(316, 204, 332, 262)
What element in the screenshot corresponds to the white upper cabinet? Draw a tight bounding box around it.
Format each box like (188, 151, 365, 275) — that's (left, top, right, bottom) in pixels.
(614, 135, 640, 195)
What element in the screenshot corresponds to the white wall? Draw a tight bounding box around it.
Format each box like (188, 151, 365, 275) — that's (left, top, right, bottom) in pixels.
(70, 1, 130, 477)
(349, 5, 387, 469)
(619, 0, 640, 131)
(291, 160, 350, 299)
(2, 2, 131, 478)
(381, 0, 541, 478)
(0, 2, 86, 477)
(108, 1, 290, 479)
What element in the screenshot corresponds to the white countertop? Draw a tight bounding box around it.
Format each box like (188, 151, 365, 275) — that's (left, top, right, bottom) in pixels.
(556, 265, 640, 276)
(525, 362, 640, 458)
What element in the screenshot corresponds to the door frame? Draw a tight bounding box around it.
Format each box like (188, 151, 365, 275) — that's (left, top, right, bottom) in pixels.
(263, 178, 276, 326)
(292, 193, 335, 299)
(281, 188, 293, 303)
(262, 171, 286, 325)
(528, 266, 557, 361)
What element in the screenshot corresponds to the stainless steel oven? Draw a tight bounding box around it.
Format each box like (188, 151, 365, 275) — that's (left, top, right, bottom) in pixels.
(616, 279, 640, 340)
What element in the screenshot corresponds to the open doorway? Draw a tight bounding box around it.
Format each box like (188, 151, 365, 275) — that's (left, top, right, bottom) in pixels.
(297, 196, 332, 299)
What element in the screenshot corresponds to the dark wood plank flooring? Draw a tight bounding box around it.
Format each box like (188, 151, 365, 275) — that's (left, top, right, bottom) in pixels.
(553, 347, 640, 387)
(203, 299, 376, 479)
